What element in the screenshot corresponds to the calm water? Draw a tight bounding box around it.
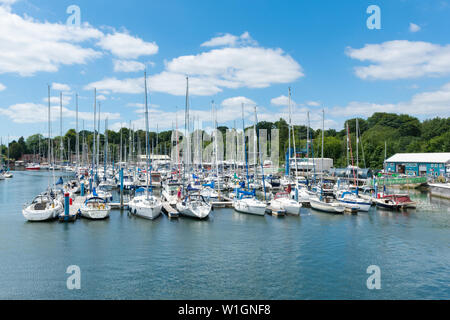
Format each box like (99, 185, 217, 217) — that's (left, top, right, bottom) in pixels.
(0, 171, 449, 300)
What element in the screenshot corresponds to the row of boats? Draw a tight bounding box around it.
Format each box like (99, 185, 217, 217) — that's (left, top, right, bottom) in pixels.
(20, 164, 417, 222)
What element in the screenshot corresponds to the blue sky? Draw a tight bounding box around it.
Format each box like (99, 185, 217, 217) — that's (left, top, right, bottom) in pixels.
(1, 0, 450, 141)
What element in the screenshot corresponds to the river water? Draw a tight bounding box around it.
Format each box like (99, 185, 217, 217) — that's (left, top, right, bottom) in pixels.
(0, 171, 449, 299)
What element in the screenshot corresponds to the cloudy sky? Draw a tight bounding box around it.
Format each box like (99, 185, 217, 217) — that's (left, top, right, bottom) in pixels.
(0, 0, 449, 141)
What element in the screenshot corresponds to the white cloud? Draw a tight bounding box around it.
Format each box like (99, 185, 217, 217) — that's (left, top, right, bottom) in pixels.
(43, 95, 72, 106)
(97, 95, 107, 101)
(409, 23, 421, 33)
(270, 95, 297, 107)
(84, 77, 143, 94)
(0, 83, 5, 91)
(51, 82, 71, 91)
(306, 101, 321, 107)
(328, 82, 450, 118)
(97, 32, 158, 59)
(113, 59, 146, 72)
(86, 34, 303, 96)
(0, 7, 103, 76)
(346, 40, 450, 80)
(201, 31, 257, 47)
(0, 102, 121, 124)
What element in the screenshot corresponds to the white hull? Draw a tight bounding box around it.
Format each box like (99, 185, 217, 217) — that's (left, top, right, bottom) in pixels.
(338, 200, 371, 212)
(80, 206, 110, 219)
(22, 202, 63, 221)
(233, 198, 266, 216)
(309, 198, 345, 214)
(271, 198, 302, 215)
(176, 202, 211, 219)
(129, 196, 163, 220)
(429, 183, 450, 200)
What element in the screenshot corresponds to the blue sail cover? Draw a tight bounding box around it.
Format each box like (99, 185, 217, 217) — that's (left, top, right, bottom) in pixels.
(56, 177, 64, 185)
(187, 185, 200, 192)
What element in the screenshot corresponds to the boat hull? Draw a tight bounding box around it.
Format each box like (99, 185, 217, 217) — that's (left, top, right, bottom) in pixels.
(233, 199, 266, 216)
(176, 202, 211, 219)
(80, 208, 110, 219)
(309, 198, 345, 214)
(22, 205, 62, 221)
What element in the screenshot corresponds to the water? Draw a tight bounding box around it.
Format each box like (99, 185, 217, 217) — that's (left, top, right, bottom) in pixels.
(1, 171, 449, 300)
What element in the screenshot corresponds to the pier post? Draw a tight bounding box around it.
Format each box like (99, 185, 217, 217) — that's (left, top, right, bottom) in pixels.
(64, 192, 70, 220)
(295, 187, 298, 202)
(120, 168, 124, 208)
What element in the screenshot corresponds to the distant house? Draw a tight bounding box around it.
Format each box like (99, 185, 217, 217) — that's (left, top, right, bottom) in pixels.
(385, 153, 450, 177)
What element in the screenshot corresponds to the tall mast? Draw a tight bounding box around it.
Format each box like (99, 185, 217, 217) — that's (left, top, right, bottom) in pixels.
(76, 93, 79, 170)
(97, 102, 101, 171)
(306, 111, 310, 159)
(242, 103, 249, 186)
(356, 118, 359, 168)
(184, 76, 190, 177)
(321, 109, 324, 178)
(59, 92, 63, 165)
(288, 88, 291, 170)
(144, 71, 150, 199)
(48, 85, 51, 166)
(289, 88, 298, 176)
(92, 88, 96, 175)
(253, 104, 257, 169)
(346, 122, 350, 167)
(119, 124, 123, 165)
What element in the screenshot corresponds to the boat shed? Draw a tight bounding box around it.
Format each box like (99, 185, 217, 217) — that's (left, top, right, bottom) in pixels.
(385, 153, 450, 177)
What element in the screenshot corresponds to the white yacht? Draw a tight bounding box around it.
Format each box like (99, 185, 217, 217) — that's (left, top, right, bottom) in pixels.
(22, 193, 63, 221)
(162, 180, 182, 205)
(176, 194, 211, 219)
(79, 196, 110, 219)
(309, 195, 345, 214)
(233, 190, 267, 216)
(128, 188, 162, 220)
(270, 191, 302, 215)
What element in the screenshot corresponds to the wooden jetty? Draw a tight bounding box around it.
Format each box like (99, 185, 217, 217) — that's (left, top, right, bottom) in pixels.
(162, 202, 179, 218)
(69, 196, 86, 216)
(110, 202, 129, 209)
(266, 206, 286, 217)
(211, 201, 233, 208)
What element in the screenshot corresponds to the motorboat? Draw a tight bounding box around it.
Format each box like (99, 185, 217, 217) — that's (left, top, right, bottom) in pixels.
(25, 163, 41, 171)
(337, 191, 371, 212)
(162, 180, 182, 205)
(270, 191, 302, 215)
(309, 195, 345, 214)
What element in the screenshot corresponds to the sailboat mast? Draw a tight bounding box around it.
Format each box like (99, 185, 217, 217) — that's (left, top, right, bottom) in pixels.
(92, 88, 97, 175)
(321, 109, 325, 180)
(288, 88, 291, 170)
(97, 102, 101, 172)
(306, 111, 310, 159)
(76, 93, 79, 170)
(144, 71, 150, 199)
(184, 76, 190, 178)
(59, 92, 63, 165)
(356, 118, 359, 169)
(242, 103, 249, 186)
(48, 85, 51, 166)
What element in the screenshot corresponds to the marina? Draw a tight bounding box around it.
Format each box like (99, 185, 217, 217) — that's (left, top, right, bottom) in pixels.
(0, 170, 449, 299)
(0, 0, 449, 304)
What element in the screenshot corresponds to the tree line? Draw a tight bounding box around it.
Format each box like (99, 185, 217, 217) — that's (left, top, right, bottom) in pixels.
(1, 113, 449, 169)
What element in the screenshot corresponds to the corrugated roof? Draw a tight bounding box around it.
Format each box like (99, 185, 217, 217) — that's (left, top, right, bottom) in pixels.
(386, 153, 450, 164)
